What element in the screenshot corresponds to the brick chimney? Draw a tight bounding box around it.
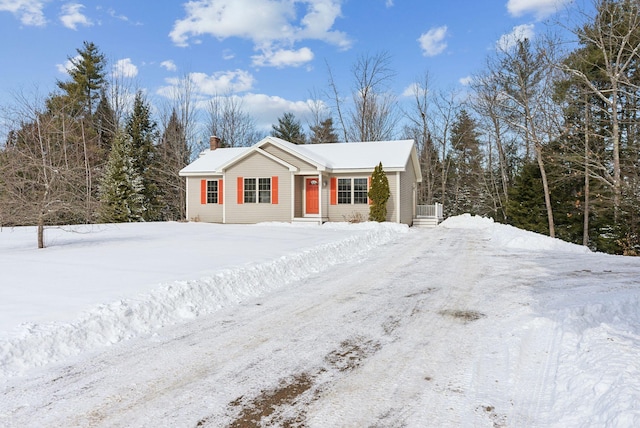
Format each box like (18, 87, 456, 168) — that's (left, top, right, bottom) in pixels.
(209, 135, 221, 150)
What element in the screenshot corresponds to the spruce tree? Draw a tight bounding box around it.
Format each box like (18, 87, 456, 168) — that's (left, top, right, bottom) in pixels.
(368, 162, 390, 222)
(506, 162, 548, 235)
(98, 132, 145, 223)
(309, 117, 339, 144)
(126, 91, 160, 221)
(271, 112, 306, 144)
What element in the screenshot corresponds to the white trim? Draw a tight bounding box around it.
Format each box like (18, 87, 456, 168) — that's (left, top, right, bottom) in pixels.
(186, 178, 190, 220)
(222, 174, 226, 224)
(290, 172, 295, 221)
(217, 145, 298, 172)
(331, 167, 404, 174)
(303, 176, 321, 217)
(396, 171, 401, 223)
(318, 171, 323, 221)
(261, 137, 328, 171)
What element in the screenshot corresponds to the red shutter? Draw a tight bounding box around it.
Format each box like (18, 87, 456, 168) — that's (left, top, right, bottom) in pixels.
(200, 180, 207, 204)
(271, 176, 278, 204)
(330, 177, 337, 205)
(368, 176, 372, 205)
(237, 177, 244, 204)
(219, 179, 224, 204)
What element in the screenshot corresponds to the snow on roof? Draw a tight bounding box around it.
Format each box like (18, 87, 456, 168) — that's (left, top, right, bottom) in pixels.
(299, 139, 415, 170)
(179, 147, 248, 175)
(179, 138, 416, 175)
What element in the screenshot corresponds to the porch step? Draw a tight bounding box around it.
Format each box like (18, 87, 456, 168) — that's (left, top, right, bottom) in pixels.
(412, 217, 440, 228)
(292, 217, 328, 225)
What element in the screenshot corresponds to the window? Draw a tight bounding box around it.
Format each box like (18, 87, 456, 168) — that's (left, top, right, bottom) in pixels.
(337, 178, 368, 204)
(258, 178, 271, 203)
(337, 178, 351, 204)
(244, 177, 271, 203)
(206, 180, 218, 204)
(353, 178, 368, 204)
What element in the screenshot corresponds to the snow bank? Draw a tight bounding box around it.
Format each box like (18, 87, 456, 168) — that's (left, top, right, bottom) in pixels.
(0, 222, 407, 379)
(440, 214, 590, 254)
(547, 287, 640, 426)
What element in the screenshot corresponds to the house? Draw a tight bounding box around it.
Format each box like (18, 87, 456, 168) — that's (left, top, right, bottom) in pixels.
(178, 136, 422, 225)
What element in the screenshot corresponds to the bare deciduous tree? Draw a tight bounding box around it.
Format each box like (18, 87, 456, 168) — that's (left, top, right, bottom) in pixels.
(205, 94, 262, 147)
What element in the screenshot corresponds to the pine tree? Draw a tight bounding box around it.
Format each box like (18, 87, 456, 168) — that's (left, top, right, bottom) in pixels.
(368, 162, 390, 222)
(271, 112, 306, 144)
(98, 132, 145, 223)
(308, 117, 339, 144)
(53, 41, 106, 118)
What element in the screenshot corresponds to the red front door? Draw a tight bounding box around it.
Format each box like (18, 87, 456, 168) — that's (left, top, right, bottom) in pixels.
(305, 178, 319, 214)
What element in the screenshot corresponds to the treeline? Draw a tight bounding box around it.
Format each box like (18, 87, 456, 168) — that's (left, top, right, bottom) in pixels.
(407, 0, 640, 255)
(0, 42, 195, 247)
(2, 0, 639, 255)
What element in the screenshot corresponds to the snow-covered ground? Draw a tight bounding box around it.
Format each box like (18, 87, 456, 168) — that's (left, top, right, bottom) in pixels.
(1, 216, 639, 427)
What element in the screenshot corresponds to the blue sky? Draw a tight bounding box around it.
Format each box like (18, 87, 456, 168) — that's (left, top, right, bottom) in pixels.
(0, 0, 576, 134)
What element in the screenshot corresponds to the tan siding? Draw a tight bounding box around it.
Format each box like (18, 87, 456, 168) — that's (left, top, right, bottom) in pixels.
(185, 176, 224, 223)
(399, 158, 416, 225)
(262, 143, 317, 171)
(387, 173, 399, 222)
(225, 151, 292, 223)
(294, 175, 303, 218)
(326, 173, 372, 223)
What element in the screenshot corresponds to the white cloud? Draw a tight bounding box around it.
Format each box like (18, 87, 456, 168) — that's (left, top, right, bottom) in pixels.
(241, 92, 317, 131)
(56, 54, 81, 74)
(252, 47, 314, 68)
(157, 69, 256, 99)
(506, 0, 572, 20)
(113, 58, 138, 78)
(385, 0, 394, 7)
(59, 3, 92, 30)
(459, 76, 473, 86)
(160, 60, 177, 72)
(169, 0, 351, 67)
(0, 0, 48, 26)
(418, 25, 448, 57)
(496, 24, 535, 51)
(401, 83, 420, 98)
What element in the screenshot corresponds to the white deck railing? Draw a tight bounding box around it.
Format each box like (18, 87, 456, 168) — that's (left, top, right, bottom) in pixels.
(416, 203, 443, 219)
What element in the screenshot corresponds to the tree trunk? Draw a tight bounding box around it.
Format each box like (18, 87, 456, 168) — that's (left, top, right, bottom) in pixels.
(37, 215, 45, 249)
(583, 101, 590, 247)
(535, 144, 555, 238)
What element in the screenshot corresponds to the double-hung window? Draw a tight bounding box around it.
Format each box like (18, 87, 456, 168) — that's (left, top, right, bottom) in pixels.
(337, 178, 352, 204)
(337, 178, 368, 204)
(244, 178, 271, 203)
(353, 178, 368, 204)
(206, 180, 218, 204)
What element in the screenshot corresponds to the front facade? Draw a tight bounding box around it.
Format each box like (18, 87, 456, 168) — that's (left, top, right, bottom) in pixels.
(179, 137, 422, 225)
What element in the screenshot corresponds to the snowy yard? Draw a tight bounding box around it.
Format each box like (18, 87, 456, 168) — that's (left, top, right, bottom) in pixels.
(1, 216, 640, 427)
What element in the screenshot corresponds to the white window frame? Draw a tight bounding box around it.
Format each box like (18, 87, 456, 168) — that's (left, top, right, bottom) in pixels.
(206, 180, 218, 204)
(244, 177, 271, 204)
(337, 177, 368, 205)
